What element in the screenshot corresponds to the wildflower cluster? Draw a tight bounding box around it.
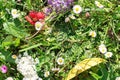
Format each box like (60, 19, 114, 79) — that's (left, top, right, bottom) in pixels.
(25, 11, 45, 30)
(15, 52, 41, 80)
(99, 44, 113, 58)
(0, 0, 119, 80)
(47, 0, 74, 13)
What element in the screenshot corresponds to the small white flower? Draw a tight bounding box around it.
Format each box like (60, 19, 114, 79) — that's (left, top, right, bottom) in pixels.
(89, 31, 97, 37)
(99, 44, 107, 54)
(65, 17, 70, 22)
(69, 14, 76, 19)
(95, 1, 104, 8)
(44, 71, 50, 77)
(35, 21, 43, 31)
(57, 57, 64, 65)
(11, 9, 19, 18)
(115, 77, 120, 80)
(12, 54, 17, 59)
(104, 52, 113, 58)
(73, 5, 82, 14)
(51, 67, 60, 72)
(5, 77, 13, 80)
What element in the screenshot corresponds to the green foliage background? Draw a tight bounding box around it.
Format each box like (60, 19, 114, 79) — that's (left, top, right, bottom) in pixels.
(0, 0, 120, 80)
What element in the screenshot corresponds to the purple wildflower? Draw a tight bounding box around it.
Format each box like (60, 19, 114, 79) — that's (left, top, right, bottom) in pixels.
(47, 0, 74, 13)
(43, 7, 52, 16)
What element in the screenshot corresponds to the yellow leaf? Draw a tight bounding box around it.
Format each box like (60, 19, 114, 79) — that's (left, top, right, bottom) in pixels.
(65, 58, 106, 80)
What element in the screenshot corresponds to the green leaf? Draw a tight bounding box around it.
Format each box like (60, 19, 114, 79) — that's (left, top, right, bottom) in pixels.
(0, 49, 15, 63)
(89, 71, 102, 80)
(14, 38, 20, 47)
(19, 43, 42, 52)
(3, 22, 29, 39)
(2, 36, 13, 47)
(2, 36, 20, 47)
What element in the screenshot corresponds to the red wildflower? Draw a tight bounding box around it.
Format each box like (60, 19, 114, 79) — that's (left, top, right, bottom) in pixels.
(25, 11, 45, 26)
(29, 11, 37, 18)
(25, 16, 35, 25)
(36, 12, 45, 20)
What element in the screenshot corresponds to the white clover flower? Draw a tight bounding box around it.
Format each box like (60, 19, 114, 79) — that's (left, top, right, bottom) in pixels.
(35, 21, 43, 31)
(95, 1, 104, 8)
(23, 51, 28, 56)
(16, 52, 40, 80)
(38, 78, 42, 80)
(104, 52, 113, 58)
(99, 44, 107, 54)
(11, 9, 20, 18)
(115, 77, 120, 80)
(23, 75, 40, 80)
(73, 5, 82, 14)
(5, 77, 13, 80)
(38, 78, 43, 80)
(57, 57, 64, 65)
(89, 31, 97, 37)
(44, 71, 50, 77)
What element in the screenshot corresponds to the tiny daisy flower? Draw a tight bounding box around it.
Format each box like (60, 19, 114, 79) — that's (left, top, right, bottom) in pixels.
(11, 9, 19, 18)
(35, 21, 44, 31)
(89, 31, 97, 37)
(73, 5, 82, 14)
(0, 65, 8, 73)
(104, 52, 113, 58)
(99, 44, 107, 54)
(12, 54, 17, 59)
(44, 71, 50, 77)
(5, 77, 13, 80)
(57, 57, 64, 65)
(95, 1, 104, 8)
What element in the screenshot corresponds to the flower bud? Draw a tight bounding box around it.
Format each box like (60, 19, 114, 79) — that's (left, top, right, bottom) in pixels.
(85, 12, 90, 18)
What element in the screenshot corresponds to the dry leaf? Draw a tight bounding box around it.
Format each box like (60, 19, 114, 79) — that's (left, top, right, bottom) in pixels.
(65, 58, 106, 80)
